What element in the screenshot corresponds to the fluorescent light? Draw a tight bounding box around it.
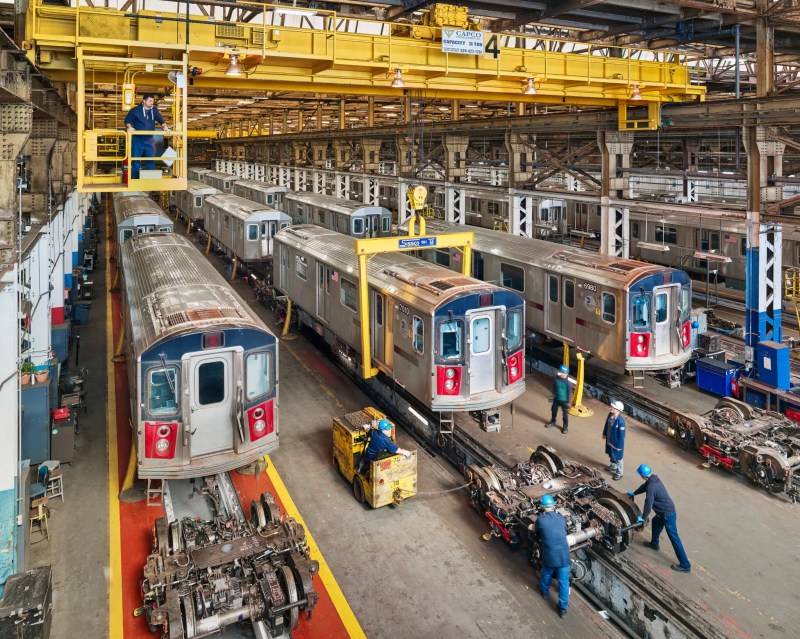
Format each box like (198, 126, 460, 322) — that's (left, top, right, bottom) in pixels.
(694, 250, 731, 263)
(637, 242, 670, 252)
(408, 406, 428, 426)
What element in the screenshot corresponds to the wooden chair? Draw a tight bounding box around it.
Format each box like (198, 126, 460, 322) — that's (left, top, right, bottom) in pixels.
(29, 497, 50, 544)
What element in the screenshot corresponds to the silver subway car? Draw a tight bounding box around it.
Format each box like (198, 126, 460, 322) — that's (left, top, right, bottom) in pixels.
(203, 194, 291, 263)
(113, 194, 173, 244)
(233, 179, 288, 210)
(203, 171, 241, 193)
(174, 180, 219, 226)
(283, 192, 392, 238)
(119, 233, 279, 479)
(274, 226, 526, 413)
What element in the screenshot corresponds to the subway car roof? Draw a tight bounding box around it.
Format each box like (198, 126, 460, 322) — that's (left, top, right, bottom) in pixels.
(285, 191, 390, 217)
(415, 219, 686, 290)
(114, 195, 172, 225)
(186, 180, 219, 196)
(234, 179, 288, 193)
(276, 225, 519, 313)
(120, 233, 269, 355)
(205, 194, 291, 222)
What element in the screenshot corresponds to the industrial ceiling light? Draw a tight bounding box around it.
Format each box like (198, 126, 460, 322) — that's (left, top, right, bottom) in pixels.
(523, 78, 537, 95)
(225, 54, 241, 77)
(630, 83, 642, 101)
(390, 68, 404, 88)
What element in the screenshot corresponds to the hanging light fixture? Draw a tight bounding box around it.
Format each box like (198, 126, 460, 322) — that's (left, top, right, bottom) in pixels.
(390, 68, 404, 88)
(630, 83, 642, 100)
(225, 54, 242, 77)
(523, 77, 538, 95)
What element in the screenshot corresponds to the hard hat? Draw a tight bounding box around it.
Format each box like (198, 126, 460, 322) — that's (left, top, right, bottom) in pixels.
(611, 400, 624, 412)
(559, 365, 569, 375)
(637, 464, 652, 478)
(541, 494, 555, 508)
(378, 419, 392, 431)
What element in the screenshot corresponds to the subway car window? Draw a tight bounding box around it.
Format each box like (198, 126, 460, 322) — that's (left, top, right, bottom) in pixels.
(602, 293, 616, 324)
(564, 280, 575, 309)
(438, 320, 463, 359)
(506, 311, 522, 350)
(549, 275, 559, 303)
(245, 352, 271, 400)
(340, 278, 358, 311)
(248, 224, 258, 240)
(198, 360, 225, 405)
(632, 295, 649, 328)
(655, 293, 668, 323)
(681, 287, 691, 319)
(382, 217, 390, 232)
(194, 196, 202, 208)
(500, 262, 525, 292)
(434, 249, 451, 267)
(413, 316, 424, 354)
(472, 317, 491, 354)
(631, 222, 639, 239)
(148, 367, 178, 415)
(295, 255, 307, 280)
(267, 194, 274, 205)
(353, 219, 364, 234)
(472, 251, 485, 280)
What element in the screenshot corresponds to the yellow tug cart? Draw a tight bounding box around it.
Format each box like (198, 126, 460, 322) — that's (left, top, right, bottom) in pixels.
(332, 407, 417, 508)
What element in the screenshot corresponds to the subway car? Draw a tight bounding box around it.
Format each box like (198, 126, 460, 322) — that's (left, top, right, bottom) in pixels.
(118, 233, 279, 478)
(113, 193, 173, 244)
(273, 225, 526, 414)
(283, 192, 392, 238)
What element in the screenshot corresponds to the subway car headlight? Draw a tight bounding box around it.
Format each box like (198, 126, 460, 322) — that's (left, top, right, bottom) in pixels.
(445, 368, 456, 379)
(510, 365, 519, 379)
(155, 438, 170, 452)
(253, 419, 267, 434)
(444, 379, 455, 391)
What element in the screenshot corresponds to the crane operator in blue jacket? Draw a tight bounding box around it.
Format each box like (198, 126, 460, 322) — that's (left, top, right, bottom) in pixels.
(124, 94, 170, 179)
(357, 419, 411, 475)
(628, 464, 691, 573)
(533, 494, 571, 618)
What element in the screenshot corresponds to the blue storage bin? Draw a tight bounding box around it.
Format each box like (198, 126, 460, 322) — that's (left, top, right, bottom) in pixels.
(73, 303, 90, 325)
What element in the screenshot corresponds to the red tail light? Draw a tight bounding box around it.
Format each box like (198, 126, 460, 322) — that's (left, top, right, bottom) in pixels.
(630, 333, 651, 358)
(144, 422, 178, 459)
(506, 351, 524, 384)
(681, 321, 691, 348)
(436, 366, 462, 396)
(248, 399, 275, 441)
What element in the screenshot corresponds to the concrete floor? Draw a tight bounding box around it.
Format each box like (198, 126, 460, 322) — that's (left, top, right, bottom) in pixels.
(28, 214, 798, 638)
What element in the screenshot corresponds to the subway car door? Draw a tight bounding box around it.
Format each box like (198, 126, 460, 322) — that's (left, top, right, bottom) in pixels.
(279, 246, 288, 288)
(184, 350, 234, 457)
(467, 310, 496, 393)
(545, 274, 563, 338)
(653, 285, 677, 356)
(371, 291, 385, 366)
(316, 263, 328, 320)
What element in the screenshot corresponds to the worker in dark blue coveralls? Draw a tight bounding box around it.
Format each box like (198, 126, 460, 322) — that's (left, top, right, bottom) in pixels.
(602, 400, 626, 481)
(546, 364, 571, 434)
(534, 494, 571, 619)
(124, 94, 169, 179)
(357, 419, 411, 475)
(628, 464, 692, 573)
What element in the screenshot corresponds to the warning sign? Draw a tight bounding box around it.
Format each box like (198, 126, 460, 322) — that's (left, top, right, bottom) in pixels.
(441, 28, 485, 55)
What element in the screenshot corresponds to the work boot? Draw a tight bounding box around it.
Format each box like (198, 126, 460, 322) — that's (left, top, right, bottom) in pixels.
(558, 608, 568, 618)
(544, 422, 554, 429)
(613, 474, 623, 481)
(671, 564, 691, 573)
(642, 541, 660, 551)
(561, 426, 568, 434)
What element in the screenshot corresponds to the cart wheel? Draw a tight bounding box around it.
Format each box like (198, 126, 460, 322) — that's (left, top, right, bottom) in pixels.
(352, 477, 366, 504)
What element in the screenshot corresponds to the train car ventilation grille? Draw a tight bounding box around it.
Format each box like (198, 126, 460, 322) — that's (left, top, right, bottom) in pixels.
(606, 261, 639, 273)
(166, 307, 243, 326)
(429, 280, 455, 291)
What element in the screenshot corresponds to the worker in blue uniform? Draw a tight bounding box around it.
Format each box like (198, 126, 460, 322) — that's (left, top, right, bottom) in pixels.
(545, 365, 571, 434)
(534, 494, 571, 618)
(124, 94, 169, 179)
(602, 400, 626, 481)
(628, 464, 691, 573)
(357, 419, 411, 475)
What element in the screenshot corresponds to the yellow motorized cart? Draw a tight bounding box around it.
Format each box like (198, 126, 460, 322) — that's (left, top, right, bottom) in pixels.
(332, 407, 417, 508)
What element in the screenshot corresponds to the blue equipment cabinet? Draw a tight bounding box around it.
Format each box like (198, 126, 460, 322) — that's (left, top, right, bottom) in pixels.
(757, 340, 790, 390)
(21, 382, 51, 465)
(696, 357, 743, 397)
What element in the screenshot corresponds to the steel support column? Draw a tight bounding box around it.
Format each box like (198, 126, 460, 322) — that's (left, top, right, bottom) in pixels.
(598, 131, 633, 256)
(510, 192, 534, 237)
(445, 185, 466, 225)
(396, 136, 418, 177)
(505, 132, 533, 189)
(363, 176, 379, 205)
(756, 0, 775, 97)
(362, 138, 381, 173)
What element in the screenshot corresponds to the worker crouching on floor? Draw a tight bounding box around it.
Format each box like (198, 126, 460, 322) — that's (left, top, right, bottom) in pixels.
(533, 494, 571, 618)
(356, 419, 412, 475)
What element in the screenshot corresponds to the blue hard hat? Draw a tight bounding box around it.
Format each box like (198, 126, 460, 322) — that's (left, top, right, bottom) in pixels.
(559, 365, 569, 375)
(637, 464, 652, 478)
(378, 419, 392, 431)
(541, 494, 555, 508)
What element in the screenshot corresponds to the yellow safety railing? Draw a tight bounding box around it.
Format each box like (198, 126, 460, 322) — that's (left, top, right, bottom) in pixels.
(784, 268, 800, 329)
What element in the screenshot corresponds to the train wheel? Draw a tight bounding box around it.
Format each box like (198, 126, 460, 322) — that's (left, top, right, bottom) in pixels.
(597, 496, 635, 551)
(260, 492, 281, 525)
(168, 520, 184, 555)
(278, 565, 300, 632)
(715, 397, 754, 421)
(352, 477, 366, 504)
(251, 500, 267, 529)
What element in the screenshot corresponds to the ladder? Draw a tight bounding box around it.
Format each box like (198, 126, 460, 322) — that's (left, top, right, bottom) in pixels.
(438, 411, 454, 448)
(146, 479, 164, 508)
(631, 368, 645, 390)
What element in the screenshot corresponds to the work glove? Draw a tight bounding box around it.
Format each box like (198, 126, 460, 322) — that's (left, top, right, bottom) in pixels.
(163, 126, 171, 134)
(626, 491, 635, 498)
(127, 126, 136, 131)
(362, 424, 371, 432)
(398, 448, 412, 459)
(636, 515, 645, 524)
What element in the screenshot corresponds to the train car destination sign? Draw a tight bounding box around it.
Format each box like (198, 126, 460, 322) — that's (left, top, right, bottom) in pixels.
(441, 29, 485, 56)
(398, 237, 437, 249)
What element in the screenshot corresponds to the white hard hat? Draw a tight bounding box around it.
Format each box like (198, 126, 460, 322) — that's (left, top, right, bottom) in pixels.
(611, 400, 624, 412)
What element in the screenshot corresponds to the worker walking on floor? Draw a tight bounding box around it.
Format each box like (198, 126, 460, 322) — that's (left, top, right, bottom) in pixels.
(602, 400, 626, 481)
(534, 494, 571, 618)
(545, 365, 571, 434)
(629, 464, 692, 573)
(124, 94, 170, 179)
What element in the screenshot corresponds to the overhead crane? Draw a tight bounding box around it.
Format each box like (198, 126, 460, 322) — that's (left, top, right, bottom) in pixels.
(20, 0, 705, 192)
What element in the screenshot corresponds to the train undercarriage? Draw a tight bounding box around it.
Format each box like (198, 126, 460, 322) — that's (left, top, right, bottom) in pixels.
(137, 474, 319, 638)
(669, 397, 800, 501)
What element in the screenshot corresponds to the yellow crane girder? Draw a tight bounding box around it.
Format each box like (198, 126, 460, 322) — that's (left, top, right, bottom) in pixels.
(25, 0, 704, 121)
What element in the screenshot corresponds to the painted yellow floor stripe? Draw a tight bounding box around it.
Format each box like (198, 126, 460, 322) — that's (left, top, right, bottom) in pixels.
(265, 457, 367, 639)
(106, 212, 124, 637)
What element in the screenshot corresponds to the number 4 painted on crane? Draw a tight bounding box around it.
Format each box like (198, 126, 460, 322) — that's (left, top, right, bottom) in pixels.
(484, 34, 500, 59)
